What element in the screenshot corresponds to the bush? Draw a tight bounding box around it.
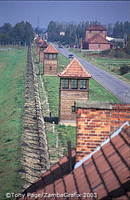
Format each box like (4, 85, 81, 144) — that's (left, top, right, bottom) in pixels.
(119, 65, 130, 75)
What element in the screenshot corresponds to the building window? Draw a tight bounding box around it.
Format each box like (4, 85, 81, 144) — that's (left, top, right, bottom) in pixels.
(80, 80, 87, 89)
(70, 79, 78, 89)
(44, 53, 49, 59)
(98, 44, 101, 48)
(53, 54, 57, 59)
(50, 66, 52, 70)
(61, 79, 69, 89)
(49, 54, 53, 59)
(45, 53, 57, 60)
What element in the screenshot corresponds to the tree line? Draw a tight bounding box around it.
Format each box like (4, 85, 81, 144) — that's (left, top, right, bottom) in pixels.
(0, 21, 34, 45)
(47, 21, 130, 46)
(0, 20, 130, 48)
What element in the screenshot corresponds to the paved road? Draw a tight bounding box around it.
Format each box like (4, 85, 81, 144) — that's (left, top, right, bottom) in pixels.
(55, 45, 130, 103)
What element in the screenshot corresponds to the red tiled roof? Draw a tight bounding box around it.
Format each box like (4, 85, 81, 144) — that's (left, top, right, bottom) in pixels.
(43, 44, 59, 54)
(87, 25, 107, 31)
(19, 124, 130, 200)
(88, 33, 110, 44)
(19, 150, 76, 195)
(58, 58, 92, 78)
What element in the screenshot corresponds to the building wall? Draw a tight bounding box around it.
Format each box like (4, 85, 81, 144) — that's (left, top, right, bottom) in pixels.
(59, 90, 89, 122)
(89, 43, 110, 51)
(85, 30, 107, 42)
(36, 46, 40, 55)
(40, 51, 44, 62)
(43, 59, 58, 75)
(76, 104, 130, 161)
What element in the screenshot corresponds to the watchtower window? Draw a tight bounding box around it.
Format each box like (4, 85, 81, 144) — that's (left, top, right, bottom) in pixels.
(44, 53, 57, 60)
(80, 80, 87, 89)
(70, 79, 78, 89)
(44, 53, 49, 59)
(61, 79, 69, 89)
(49, 54, 53, 59)
(53, 54, 57, 59)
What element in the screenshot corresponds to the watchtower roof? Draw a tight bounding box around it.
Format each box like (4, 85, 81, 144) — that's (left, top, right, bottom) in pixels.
(43, 44, 59, 54)
(58, 58, 91, 78)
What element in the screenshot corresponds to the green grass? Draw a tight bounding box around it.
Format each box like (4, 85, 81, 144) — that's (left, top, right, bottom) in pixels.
(0, 47, 26, 199)
(123, 72, 130, 80)
(71, 48, 130, 82)
(89, 79, 120, 102)
(43, 76, 60, 116)
(57, 53, 69, 73)
(47, 125, 76, 150)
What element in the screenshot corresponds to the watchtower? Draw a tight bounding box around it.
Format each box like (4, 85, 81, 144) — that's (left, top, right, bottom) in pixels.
(58, 58, 91, 125)
(43, 44, 59, 75)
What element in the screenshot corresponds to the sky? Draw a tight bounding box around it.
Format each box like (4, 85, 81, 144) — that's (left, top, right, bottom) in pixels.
(0, 1, 130, 28)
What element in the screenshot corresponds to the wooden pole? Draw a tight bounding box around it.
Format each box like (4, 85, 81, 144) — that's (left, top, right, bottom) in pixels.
(67, 140, 72, 171)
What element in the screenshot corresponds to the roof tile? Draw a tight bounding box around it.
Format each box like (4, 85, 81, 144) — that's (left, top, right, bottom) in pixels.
(58, 58, 92, 78)
(64, 173, 77, 194)
(88, 33, 110, 44)
(43, 44, 59, 54)
(19, 125, 130, 200)
(55, 178, 65, 193)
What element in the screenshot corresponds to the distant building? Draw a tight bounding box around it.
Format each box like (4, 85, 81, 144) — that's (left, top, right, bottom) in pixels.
(83, 25, 111, 51)
(60, 32, 65, 36)
(34, 37, 48, 62)
(43, 44, 59, 75)
(58, 58, 91, 125)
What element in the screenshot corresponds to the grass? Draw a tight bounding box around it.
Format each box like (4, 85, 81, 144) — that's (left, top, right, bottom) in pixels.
(57, 53, 69, 73)
(47, 125, 76, 151)
(89, 79, 120, 102)
(0, 47, 26, 199)
(71, 48, 130, 82)
(123, 72, 130, 80)
(43, 76, 59, 116)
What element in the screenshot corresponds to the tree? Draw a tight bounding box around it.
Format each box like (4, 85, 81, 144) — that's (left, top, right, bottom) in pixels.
(13, 21, 34, 45)
(0, 23, 13, 44)
(125, 34, 130, 55)
(0, 21, 34, 45)
(47, 21, 60, 42)
(112, 21, 130, 38)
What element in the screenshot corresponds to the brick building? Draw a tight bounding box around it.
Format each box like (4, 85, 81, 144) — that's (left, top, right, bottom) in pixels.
(58, 58, 91, 125)
(76, 102, 130, 161)
(19, 102, 130, 200)
(34, 37, 48, 62)
(43, 44, 59, 75)
(84, 25, 110, 51)
(39, 40, 48, 62)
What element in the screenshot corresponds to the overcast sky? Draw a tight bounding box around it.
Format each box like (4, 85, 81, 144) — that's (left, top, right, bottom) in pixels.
(0, 1, 130, 28)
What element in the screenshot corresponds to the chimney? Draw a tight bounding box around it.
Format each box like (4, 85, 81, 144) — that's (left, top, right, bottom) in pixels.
(76, 102, 130, 162)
